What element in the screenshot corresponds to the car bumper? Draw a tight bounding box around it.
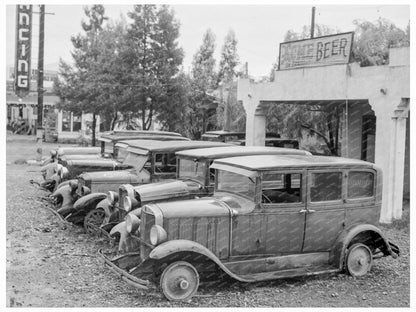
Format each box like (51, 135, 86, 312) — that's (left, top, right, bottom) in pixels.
(98, 249, 152, 291)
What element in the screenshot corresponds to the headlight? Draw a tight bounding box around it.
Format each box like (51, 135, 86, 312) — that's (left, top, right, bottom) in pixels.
(150, 225, 167, 246)
(69, 179, 78, 190)
(126, 214, 141, 234)
(60, 167, 69, 179)
(107, 191, 117, 205)
(123, 196, 132, 212)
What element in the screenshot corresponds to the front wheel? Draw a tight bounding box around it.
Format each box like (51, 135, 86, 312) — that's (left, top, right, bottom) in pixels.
(346, 243, 373, 277)
(84, 208, 106, 234)
(160, 261, 199, 301)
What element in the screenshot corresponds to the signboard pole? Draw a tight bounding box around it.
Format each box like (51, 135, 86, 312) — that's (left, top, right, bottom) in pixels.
(36, 5, 45, 161)
(37, 4, 45, 133)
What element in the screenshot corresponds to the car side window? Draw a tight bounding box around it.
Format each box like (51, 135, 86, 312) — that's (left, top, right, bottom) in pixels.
(154, 153, 176, 174)
(261, 172, 302, 204)
(348, 171, 374, 198)
(310, 172, 342, 202)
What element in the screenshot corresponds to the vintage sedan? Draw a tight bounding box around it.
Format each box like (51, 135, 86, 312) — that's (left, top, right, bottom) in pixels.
(41, 130, 188, 191)
(109, 146, 312, 250)
(100, 154, 399, 301)
(55, 140, 230, 226)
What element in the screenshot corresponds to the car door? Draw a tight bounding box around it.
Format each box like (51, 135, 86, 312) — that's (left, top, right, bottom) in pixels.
(230, 170, 307, 256)
(302, 169, 346, 252)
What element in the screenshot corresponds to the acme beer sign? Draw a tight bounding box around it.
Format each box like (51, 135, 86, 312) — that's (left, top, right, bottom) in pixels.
(279, 32, 354, 70)
(14, 5, 33, 97)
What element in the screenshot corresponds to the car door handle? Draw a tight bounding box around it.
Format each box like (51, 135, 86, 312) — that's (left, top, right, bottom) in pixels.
(299, 209, 316, 213)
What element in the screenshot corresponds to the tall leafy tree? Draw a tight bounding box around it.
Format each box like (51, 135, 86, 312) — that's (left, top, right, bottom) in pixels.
(124, 4, 183, 130)
(54, 5, 108, 145)
(186, 29, 218, 138)
(352, 18, 409, 66)
(216, 29, 244, 131)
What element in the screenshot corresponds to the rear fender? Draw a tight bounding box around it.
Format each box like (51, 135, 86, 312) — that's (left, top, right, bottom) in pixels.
(149, 239, 249, 282)
(330, 223, 399, 270)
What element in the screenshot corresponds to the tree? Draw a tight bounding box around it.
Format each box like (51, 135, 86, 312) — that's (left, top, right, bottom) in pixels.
(54, 5, 108, 145)
(216, 29, 243, 131)
(186, 29, 218, 139)
(124, 5, 184, 130)
(352, 18, 410, 66)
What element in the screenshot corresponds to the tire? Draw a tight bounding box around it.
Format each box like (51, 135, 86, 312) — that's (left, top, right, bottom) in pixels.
(84, 208, 106, 235)
(160, 261, 199, 301)
(346, 243, 373, 277)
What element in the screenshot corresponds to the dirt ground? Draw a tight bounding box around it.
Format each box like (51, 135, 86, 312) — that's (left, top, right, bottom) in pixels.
(5, 133, 411, 308)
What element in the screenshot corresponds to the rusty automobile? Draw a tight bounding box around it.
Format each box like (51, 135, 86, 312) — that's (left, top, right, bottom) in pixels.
(108, 146, 312, 250)
(99, 154, 399, 301)
(54, 140, 230, 226)
(43, 131, 190, 192)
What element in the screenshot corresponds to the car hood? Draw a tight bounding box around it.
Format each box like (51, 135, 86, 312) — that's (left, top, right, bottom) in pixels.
(134, 179, 191, 203)
(149, 197, 232, 218)
(79, 170, 141, 183)
(65, 159, 119, 166)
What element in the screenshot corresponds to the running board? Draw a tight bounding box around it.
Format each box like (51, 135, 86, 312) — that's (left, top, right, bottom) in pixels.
(238, 265, 340, 282)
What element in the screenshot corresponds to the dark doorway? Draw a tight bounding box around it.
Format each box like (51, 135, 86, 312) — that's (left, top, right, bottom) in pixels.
(361, 115, 376, 162)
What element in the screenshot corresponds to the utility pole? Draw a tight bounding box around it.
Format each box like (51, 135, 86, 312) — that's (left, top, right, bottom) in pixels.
(36, 4, 45, 145)
(311, 6, 316, 38)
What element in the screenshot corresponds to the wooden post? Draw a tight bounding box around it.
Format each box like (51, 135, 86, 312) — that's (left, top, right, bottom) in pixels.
(311, 7, 316, 38)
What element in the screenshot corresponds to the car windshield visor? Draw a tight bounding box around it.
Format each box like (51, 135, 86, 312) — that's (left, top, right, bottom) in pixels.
(178, 159, 206, 184)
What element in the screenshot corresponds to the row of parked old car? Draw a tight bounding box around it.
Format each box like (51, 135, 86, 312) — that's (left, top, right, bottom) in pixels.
(38, 130, 399, 302)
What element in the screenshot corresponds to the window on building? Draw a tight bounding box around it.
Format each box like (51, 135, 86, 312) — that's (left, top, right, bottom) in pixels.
(73, 115, 81, 132)
(62, 111, 71, 132)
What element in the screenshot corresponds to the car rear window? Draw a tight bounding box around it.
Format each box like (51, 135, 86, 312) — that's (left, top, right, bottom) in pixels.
(348, 171, 374, 198)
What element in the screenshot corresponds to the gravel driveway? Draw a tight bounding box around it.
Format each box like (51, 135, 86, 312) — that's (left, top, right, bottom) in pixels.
(6, 134, 410, 307)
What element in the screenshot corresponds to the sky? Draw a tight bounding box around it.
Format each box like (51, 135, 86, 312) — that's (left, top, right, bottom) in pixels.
(4, 2, 412, 78)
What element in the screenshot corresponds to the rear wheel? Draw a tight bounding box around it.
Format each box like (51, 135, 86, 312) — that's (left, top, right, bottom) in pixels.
(346, 243, 373, 277)
(84, 208, 106, 234)
(160, 261, 199, 301)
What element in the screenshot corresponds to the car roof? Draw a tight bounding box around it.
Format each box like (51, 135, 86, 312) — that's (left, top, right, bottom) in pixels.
(122, 140, 231, 153)
(212, 154, 375, 171)
(99, 130, 185, 142)
(101, 130, 182, 137)
(176, 146, 311, 159)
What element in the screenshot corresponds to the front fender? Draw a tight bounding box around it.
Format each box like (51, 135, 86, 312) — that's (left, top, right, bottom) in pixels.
(96, 198, 117, 226)
(73, 193, 108, 213)
(149, 239, 250, 283)
(52, 185, 78, 217)
(330, 223, 399, 270)
(56, 179, 77, 191)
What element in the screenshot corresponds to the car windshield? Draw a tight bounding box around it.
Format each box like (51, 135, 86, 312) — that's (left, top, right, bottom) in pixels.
(178, 159, 206, 185)
(122, 152, 149, 171)
(116, 146, 129, 162)
(216, 169, 256, 198)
